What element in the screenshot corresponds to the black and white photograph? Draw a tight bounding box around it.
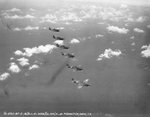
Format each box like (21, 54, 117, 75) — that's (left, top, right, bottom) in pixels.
(0, 0, 150, 117)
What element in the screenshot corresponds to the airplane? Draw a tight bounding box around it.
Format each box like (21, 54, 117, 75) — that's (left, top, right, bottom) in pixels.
(66, 63, 72, 68)
(53, 35, 56, 39)
(57, 36, 65, 40)
(66, 64, 83, 71)
(52, 35, 65, 40)
(49, 27, 60, 32)
(72, 65, 83, 71)
(72, 78, 91, 89)
(61, 52, 75, 58)
(55, 44, 70, 49)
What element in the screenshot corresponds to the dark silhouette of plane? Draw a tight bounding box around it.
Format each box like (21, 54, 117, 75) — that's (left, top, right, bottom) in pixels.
(66, 64, 83, 71)
(53, 35, 65, 40)
(72, 66, 83, 71)
(49, 27, 60, 32)
(72, 78, 91, 89)
(61, 52, 75, 58)
(55, 44, 70, 49)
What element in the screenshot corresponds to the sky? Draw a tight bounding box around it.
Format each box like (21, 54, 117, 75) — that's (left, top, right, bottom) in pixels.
(0, 0, 150, 7)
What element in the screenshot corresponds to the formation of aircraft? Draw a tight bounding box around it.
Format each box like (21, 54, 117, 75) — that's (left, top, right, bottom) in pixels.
(53, 35, 65, 40)
(72, 78, 91, 89)
(48, 26, 91, 89)
(49, 27, 60, 32)
(61, 52, 75, 58)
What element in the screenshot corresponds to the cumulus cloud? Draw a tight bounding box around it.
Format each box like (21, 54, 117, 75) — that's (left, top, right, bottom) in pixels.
(106, 25, 129, 34)
(29, 8, 36, 11)
(14, 50, 25, 56)
(97, 48, 122, 61)
(4, 14, 35, 19)
(96, 34, 104, 38)
(126, 17, 134, 22)
(70, 38, 80, 44)
(17, 57, 30, 67)
(134, 28, 144, 33)
(24, 14, 35, 19)
(53, 40, 64, 45)
(61, 12, 82, 22)
(120, 4, 128, 9)
(0, 72, 10, 81)
(10, 57, 14, 60)
(14, 44, 57, 57)
(131, 42, 135, 46)
(57, 27, 64, 30)
(40, 14, 57, 23)
(13, 27, 22, 31)
(141, 45, 150, 58)
(23, 26, 39, 31)
(8, 62, 21, 73)
(136, 16, 146, 22)
(13, 26, 39, 31)
(5, 8, 21, 12)
(29, 64, 39, 70)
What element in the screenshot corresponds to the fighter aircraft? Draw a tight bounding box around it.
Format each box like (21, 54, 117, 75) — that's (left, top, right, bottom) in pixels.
(49, 27, 60, 32)
(72, 78, 91, 89)
(53, 35, 65, 40)
(55, 43, 70, 49)
(66, 64, 83, 71)
(72, 66, 83, 71)
(61, 52, 75, 58)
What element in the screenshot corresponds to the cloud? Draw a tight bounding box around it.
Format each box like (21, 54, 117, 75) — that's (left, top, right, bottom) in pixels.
(130, 36, 135, 39)
(131, 42, 135, 46)
(5, 8, 21, 12)
(134, 28, 144, 33)
(4, 14, 35, 19)
(0, 72, 10, 81)
(14, 50, 25, 56)
(23, 26, 39, 31)
(120, 4, 128, 9)
(53, 40, 64, 45)
(40, 14, 57, 23)
(10, 57, 14, 60)
(17, 57, 30, 67)
(141, 45, 150, 58)
(136, 16, 146, 22)
(29, 8, 36, 11)
(126, 17, 134, 22)
(61, 12, 82, 22)
(70, 38, 80, 44)
(13, 27, 22, 31)
(13, 26, 39, 31)
(8, 62, 21, 73)
(24, 14, 35, 19)
(106, 25, 129, 34)
(147, 25, 150, 28)
(97, 48, 122, 61)
(29, 64, 39, 70)
(14, 44, 57, 57)
(57, 27, 64, 30)
(96, 34, 104, 38)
